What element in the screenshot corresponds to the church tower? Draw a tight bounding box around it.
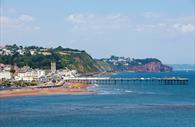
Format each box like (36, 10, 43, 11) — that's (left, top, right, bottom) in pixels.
(51, 61, 56, 73)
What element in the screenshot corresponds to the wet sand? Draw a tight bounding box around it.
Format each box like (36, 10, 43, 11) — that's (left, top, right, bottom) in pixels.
(0, 83, 95, 98)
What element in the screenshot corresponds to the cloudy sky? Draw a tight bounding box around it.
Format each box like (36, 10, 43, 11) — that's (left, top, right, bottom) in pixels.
(0, 0, 195, 64)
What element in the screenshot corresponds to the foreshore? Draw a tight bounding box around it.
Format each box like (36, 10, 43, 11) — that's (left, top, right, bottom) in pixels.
(0, 83, 95, 98)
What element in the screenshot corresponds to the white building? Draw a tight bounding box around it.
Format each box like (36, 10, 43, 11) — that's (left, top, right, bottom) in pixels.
(30, 50, 36, 55)
(59, 69, 78, 79)
(15, 70, 45, 81)
(4, 66, 11, 71)
(17, 49, 25, 55)
(2, 49, 12, 55)
(0, 71, 12, 80)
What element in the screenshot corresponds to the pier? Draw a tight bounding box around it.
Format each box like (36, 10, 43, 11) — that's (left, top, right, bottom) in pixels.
(64, 77, 189, 85)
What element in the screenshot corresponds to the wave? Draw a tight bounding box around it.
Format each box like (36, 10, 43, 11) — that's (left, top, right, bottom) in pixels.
(93, 84, 99, 87)
(125, 90, 133, 93)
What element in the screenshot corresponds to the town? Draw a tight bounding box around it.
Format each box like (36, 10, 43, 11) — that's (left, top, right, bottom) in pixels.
(0, 61, 78, 88)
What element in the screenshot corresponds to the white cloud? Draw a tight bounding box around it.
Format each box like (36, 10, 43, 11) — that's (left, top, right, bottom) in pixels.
(0, 16, 18, 28)
(173, 23, 195, 33)
(1, 15, 34, 27)
(18, 14, 34, 22)
(65, 14, 97, 24)
(134, 24, 156, 32)
(65, 13, 131, 24)
(65, 13, 132, 33)
(65, 13, 195, 34)
(0, 14, 39, 33)
(158, 23, 167, 27)
(66, 14, 85, 23)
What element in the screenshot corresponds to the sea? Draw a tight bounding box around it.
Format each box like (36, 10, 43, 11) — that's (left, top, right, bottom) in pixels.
(0, 71, 195, 127)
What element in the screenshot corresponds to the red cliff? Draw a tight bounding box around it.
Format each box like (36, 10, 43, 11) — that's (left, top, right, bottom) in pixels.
(127, 61, 172, 72)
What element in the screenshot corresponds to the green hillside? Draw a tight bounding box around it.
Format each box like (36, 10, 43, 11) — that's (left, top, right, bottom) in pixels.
(0, 45, 172, 73)
(0, 45, 106, 73)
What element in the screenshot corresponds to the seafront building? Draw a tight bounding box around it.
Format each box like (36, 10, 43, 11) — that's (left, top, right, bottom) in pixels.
(0, 63, 46, 82)
(58, 69, 78, 78)
(0, 71, 12, 80)
(0, 64, 12, 80)
(0, 60, 78, 83)
(15, 69, 45, 82)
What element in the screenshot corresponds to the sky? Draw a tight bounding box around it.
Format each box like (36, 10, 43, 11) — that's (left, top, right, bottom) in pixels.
(0, 0, 195, 64)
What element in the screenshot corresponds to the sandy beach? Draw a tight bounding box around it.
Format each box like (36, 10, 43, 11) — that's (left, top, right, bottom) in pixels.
(0, 83, 95, 98)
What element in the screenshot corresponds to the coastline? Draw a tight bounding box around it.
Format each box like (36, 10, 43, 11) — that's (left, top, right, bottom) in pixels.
(0, 83, 95, 99)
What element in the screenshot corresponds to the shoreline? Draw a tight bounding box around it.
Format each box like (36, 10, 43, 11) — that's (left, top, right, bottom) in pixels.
(0, 83, 96, 99)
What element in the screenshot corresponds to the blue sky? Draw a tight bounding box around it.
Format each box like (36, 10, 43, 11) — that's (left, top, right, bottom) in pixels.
(0, 0, 195, 64)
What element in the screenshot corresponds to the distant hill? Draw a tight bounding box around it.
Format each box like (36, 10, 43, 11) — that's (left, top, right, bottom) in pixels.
(99, 56, 172, 72)
(0, 45, 172, 73)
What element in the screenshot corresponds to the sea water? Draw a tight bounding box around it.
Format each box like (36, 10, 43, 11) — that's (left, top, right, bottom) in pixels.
(0, 71, 195, 127)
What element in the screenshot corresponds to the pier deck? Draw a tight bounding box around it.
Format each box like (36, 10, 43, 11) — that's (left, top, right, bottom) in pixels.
(64, 77, 189, 85)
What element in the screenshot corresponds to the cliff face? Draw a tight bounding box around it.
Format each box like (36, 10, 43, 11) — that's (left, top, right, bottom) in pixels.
(127, 61, 172, 72)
